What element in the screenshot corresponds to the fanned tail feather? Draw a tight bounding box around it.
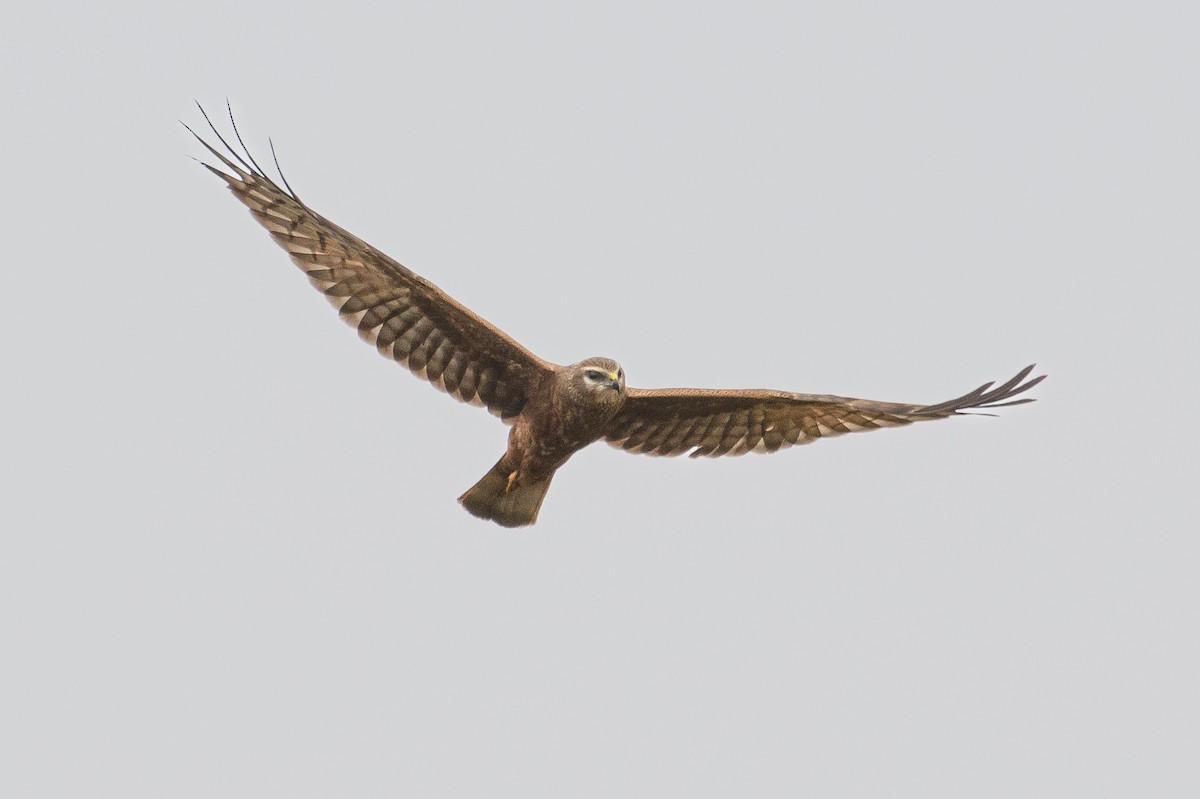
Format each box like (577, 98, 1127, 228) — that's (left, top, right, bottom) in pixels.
(458, 459, 554, 528)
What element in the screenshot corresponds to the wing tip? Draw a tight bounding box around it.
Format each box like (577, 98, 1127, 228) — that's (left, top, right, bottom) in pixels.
(185, 101, 301, 201)
(918, 364, 1046, 416)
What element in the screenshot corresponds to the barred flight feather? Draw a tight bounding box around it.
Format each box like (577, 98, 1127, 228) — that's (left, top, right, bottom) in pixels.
(185, 107, 555, 423)
(604, 364, 1044, 458)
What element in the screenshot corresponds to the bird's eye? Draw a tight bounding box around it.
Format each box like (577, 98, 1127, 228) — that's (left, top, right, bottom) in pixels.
(585, 370, 603, 381)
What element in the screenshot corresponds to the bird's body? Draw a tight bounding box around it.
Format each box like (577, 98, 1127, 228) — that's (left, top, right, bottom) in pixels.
(460, 357, 627, 526)
(188, 106, 1044, 527)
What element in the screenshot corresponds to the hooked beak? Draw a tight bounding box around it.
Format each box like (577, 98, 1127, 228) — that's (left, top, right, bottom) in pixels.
(608, 372, 621, 391)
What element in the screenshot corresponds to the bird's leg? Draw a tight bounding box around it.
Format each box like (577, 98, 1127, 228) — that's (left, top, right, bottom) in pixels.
(505, 471, 519, 494)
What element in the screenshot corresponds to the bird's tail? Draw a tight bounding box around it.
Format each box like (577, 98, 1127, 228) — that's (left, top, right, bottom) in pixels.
(458, 459, 555, 528)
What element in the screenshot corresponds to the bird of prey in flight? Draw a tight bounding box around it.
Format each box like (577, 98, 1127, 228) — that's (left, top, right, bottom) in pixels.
(187, 105, 1044, 527)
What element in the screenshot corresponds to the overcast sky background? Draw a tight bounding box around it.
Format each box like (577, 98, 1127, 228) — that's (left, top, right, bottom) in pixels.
(2, 1, 1197, 797)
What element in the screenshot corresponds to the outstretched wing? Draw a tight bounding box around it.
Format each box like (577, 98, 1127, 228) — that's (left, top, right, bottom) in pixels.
(186, 106, 554, 421)
(604, 365, 1044, 457)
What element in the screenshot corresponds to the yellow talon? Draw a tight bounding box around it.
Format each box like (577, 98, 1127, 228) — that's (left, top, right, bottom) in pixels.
(505, 471, 518, 494)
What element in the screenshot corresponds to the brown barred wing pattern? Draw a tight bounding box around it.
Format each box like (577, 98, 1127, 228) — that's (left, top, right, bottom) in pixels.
(186, 109, 553, 421)
(604, 366, 1045, 458)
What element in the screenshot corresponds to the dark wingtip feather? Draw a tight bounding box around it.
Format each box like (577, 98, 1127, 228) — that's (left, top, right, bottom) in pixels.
(187, 102, 305, 203)
(225, 98, 270, 179)
(269, 136, 300, 201)
(193, 101, 256, 174)
(181, 118, 243, 179)
(917, 364, 1045, 416)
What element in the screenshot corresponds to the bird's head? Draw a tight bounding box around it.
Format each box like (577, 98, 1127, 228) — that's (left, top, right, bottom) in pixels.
(567, 357, 626, 403)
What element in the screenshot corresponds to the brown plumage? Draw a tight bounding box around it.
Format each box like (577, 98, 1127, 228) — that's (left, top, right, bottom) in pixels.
(187, 105, 1045, 527)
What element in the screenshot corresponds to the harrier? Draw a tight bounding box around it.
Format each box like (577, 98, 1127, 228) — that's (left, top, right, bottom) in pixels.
(187, 106, 1044, 527)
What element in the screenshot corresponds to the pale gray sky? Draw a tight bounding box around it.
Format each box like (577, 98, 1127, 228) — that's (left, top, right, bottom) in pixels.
(2, 1, 1197, 797)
